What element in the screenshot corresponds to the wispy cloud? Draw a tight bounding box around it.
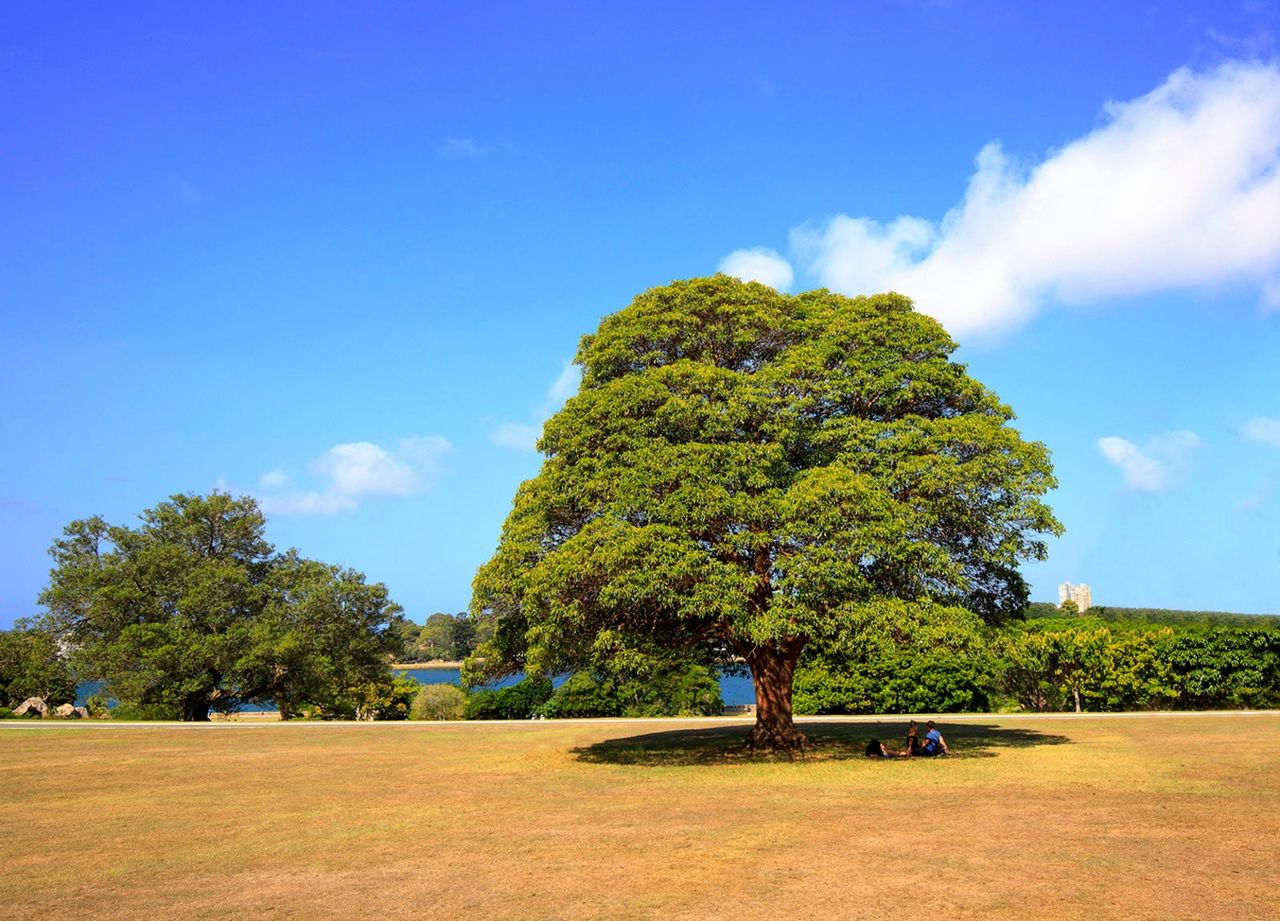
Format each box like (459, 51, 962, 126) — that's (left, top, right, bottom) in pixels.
(491, 363, 582, 453)
(254, 436, 452, 517)
(1242, 416, 1280, 447)
(438, 137, 492, 160)
(718, 247, 794, 291)
(491, 422, 542, 452)
(1097, 430, 1201, 492)
(721, 60, 1280, 337)
(1241, 473, 1274, 511)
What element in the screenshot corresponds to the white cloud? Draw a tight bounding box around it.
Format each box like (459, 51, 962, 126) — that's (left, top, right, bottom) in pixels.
(718, 247, 795, 291)
(438, 137, 490, 159)
(257, 469, 289, 489)
(491, 422, 541, 452)
(546, 363, 581, 405)
(1097, 430, 1201, 492)
(491, 363, 582, 452)
(256, 436, 451, 517)
(727, 60, 1280, 337)
(1242, 416, 1280, 447)
(259, 490, 357, 517)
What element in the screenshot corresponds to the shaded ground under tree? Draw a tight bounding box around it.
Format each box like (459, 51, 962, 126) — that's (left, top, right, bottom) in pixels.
(573, 720, 1071, 766)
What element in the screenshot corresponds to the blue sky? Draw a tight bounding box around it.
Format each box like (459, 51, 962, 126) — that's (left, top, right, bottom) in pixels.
(3, 1, 1279, 628)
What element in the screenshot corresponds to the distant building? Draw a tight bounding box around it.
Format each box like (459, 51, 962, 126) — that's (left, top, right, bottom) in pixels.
(1058, 581, 1092, 613)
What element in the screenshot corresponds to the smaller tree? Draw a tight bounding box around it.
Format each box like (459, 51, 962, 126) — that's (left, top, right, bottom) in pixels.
(0, 624, 76, 709)
(38, 492, 403, 720)
(1046, 625, 1111, 713)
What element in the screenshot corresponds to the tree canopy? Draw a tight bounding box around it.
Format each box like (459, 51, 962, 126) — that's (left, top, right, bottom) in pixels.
(470, 276, 1061, 750)
(0, 625, 76, 711)
(38, 492, 403, 720)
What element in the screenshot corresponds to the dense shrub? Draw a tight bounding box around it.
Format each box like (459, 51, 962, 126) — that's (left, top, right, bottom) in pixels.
(110, 701, 179, 720)
(374, 675, 422, 720)
(1166, 627, 1280, 709)
(84, 693, 112, 719)
(465, 677, 554, 720)
(539, 672, 624, 718)
(535, 664, 723, 719)
(794, 601, 996, 715)
(410, 683, 467, 720)
(656, 664, 723, 716)
(0, 706, 12, 719)
(995, 619, 1280, 712)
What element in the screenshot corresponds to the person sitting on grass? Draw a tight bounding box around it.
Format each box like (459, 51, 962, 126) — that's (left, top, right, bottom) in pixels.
(865, 739, 896, 758)
(917, 720, 949, 757)
(905, 719, 919, 755)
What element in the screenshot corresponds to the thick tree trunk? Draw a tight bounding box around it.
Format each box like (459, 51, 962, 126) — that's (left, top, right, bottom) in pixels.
(743, 640, 807, 752)
(179, 694, 212, 722)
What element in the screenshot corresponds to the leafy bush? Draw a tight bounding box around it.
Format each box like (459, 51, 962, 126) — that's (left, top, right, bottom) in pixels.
(536, 664, 724, 718)
(794, 601, 996, 715)
(410, 683, 467, 720)
(539, 672, 625, 718)
(1166, 627, 1280, 709)
(465, 677, 554, 720)
(85, 693, 112, 719)
(109, 701, 179, 721)
(0, 706, 12, 719)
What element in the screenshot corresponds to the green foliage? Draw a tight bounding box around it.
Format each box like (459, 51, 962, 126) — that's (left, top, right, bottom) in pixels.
(37, 492, 403, 720)
(464, 677, 554, 720)
(469, 277, 1060, 740)
(0, 624, 76, 709)
(387, 613, 424, 663)
(405, 611, 493, 662)
(1166, 627, 1280, 709)
(109, 701, 179, 721)
(538, 662, 724, 718)
(793, 600, 996, 714)
(793, 611, 1280, 715)
(1026, 602, 1280, 628)
(538, 672, 625, 718)
(84, 693, 111, 719)
(366, 675, 420, 721)
(994, 619, 1280, 712)
(0, 707, 13, 719)
(247, 553, 405, 720)
(410, 682, 468, 721)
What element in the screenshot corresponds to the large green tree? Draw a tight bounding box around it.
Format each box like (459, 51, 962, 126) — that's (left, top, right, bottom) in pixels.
(470, 276, 1060, 750)
(38, 492, 403, 720)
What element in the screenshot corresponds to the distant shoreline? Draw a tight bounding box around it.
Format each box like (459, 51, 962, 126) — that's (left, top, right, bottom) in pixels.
(391, 661, 463, 670)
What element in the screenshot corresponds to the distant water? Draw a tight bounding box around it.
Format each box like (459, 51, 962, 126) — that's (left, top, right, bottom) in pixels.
(397, 666, 757, 707)
(76, 668, 757, 711)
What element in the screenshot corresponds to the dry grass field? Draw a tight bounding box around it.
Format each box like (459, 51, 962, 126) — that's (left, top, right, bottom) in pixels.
(2, 713, 1277, 921)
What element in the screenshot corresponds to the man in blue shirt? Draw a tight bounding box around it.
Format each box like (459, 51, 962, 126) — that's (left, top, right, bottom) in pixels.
(919, 720, 949, 756)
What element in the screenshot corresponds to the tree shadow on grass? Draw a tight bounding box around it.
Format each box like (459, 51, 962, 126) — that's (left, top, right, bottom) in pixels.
(573, 721, 1071, 767)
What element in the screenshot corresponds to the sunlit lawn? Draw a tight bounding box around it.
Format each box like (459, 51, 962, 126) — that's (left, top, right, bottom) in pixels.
(2, 713, 1277, 920)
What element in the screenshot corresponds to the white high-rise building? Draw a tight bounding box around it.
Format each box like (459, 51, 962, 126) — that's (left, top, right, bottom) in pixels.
(1058, 581, 1092, 613)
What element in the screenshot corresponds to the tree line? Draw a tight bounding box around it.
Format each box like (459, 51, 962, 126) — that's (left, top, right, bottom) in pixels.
(793, 610, 1280, 715)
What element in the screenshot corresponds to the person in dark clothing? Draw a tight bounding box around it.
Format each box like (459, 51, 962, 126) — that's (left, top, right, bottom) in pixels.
(865, 739, 897, 758)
